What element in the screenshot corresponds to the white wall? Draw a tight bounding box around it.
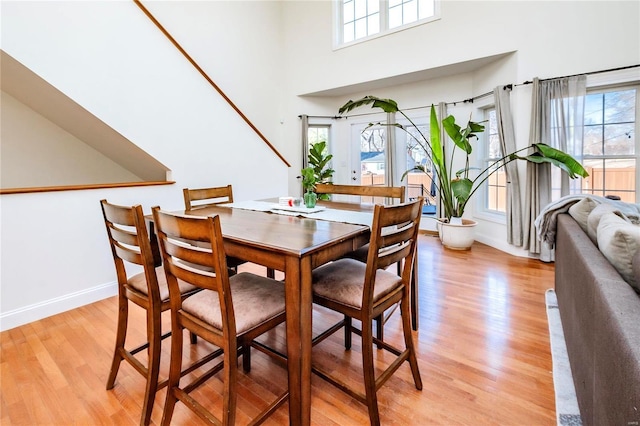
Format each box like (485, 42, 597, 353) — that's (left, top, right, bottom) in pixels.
(0, 1, 289, 330)
(1, 92, 144, 187)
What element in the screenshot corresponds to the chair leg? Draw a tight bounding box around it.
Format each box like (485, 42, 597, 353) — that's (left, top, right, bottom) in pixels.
(222, 345, 238, 426)
(106, 295, 128, 390)
(267, 268, 275, 279)
(161, 322, 184, 425)
(190, 332, 197, 344)
(361, 319, 381, 426)
(141, 310, 162, 426)
(242, 344, 252, 373)
(375, 314, 383, 349)
(400, 294, 422, 390)
(410, 259, 419, 331)
(344, 315, 352, 350)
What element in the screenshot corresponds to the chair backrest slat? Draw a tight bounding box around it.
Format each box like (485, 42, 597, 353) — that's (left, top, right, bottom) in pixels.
(315, 183, 405, 204)
(380, 222, 415, 247)
(183, 185, 234, 210)
(108, 225, 141, 249)
(166, 257, 218, 291)
(112, 241, 143, 265)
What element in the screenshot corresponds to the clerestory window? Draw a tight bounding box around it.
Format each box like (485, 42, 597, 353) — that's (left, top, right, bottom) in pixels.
(338, 0, 439, 46)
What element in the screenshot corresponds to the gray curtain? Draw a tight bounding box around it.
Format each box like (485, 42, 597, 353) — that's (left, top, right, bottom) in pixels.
(386, 112, 397, 188)
(301, 114, 309, 168)
(494, 85, 523, 247)
(523, 76, 586, 258)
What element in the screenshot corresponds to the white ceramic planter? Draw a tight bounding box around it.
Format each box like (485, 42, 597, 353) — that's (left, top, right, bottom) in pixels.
(437, 218, 478, 250)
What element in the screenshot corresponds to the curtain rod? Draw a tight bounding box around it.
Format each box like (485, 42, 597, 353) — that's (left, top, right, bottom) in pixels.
(301, 63, 640, 119)
(298, 114, 343, 119)
(445, 63, 640, 106)
(518, 63, 640, 87)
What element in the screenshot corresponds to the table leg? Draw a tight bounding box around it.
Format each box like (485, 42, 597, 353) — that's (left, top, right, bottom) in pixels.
(146, 220, 162, 268)
(284, 256, 312, 426)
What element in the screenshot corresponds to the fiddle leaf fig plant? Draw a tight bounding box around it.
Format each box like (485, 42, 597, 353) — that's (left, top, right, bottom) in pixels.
(307, 141, 334, 200)
(300, 167, 317, 193)
(339, 95, 589, 221)
(308, 141, 334, 182)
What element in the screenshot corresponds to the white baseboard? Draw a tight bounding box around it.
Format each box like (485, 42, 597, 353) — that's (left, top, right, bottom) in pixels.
(0, 281, 118, 332)
(474, 234, 533, 258)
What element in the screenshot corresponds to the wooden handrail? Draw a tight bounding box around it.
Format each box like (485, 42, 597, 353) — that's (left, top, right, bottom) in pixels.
(133, 0, 291, 167)
(0, 180, 174, 195)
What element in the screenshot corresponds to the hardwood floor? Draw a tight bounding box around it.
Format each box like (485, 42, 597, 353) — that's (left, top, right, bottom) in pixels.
(0, 234, 556, 425)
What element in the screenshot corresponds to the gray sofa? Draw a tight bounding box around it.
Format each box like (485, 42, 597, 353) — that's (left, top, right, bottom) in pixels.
(555, 213, 640, 425)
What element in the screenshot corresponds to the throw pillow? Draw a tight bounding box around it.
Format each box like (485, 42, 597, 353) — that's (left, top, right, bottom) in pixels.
(587, 203, 627, 246)
(607, 198, 640, 224)
(568, 197, 597, 233)
(597, 212, 640, 292)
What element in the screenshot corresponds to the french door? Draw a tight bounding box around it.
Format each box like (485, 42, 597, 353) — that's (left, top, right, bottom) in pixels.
(348, 114, 438, 213)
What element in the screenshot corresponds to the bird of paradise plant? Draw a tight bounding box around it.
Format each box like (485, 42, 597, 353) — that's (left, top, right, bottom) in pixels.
(339, 95, 589, 221)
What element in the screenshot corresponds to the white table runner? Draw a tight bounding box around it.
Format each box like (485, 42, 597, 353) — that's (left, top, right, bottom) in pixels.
(224, 200, 373, 227)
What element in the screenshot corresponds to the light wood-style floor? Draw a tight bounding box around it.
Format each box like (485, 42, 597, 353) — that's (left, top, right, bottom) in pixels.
(0, 234, 556, 425)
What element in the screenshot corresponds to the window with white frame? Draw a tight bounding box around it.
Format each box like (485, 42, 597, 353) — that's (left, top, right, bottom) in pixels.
(389, 0, 436, 29)
(482, 107, 507, 214)
(305, 124, 332, 168)
(308, 125, 330, 149)
(339, 0, 438, 45)
(578, 85, 638, 203)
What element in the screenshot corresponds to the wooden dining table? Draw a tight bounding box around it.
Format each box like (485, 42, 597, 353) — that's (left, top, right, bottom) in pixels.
(147, 199, 419, 425)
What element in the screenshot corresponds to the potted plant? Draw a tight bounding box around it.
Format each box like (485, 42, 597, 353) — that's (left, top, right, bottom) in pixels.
(300, 166, 318, 208)
(338, 95, 589, 249)
(307, 141, 335, 200)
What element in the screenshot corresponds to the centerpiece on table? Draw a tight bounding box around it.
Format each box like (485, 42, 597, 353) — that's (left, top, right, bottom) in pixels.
(338, 95, 589, 249)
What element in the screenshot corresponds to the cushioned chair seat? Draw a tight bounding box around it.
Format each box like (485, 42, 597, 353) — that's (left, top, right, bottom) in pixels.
(312, 258, 402, 309)
(128, 266, 199, 301)
(182, 272, 286, 334)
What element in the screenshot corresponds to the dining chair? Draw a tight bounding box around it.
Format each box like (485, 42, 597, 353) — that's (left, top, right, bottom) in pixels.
(101, 199, 206, 426)
(152, 207, 289, 426)
(314, 183, 406, 204)
(310, 198, 424, 426)
(314, 183, 408, 342)
(183, 184, 235, 210)
(183, 184, 276, 279)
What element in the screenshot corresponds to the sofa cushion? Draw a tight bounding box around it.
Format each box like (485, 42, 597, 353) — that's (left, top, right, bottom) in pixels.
(568, 197, 597, 233)
(597, 212, 640, 292)
(587, 203, 627, 246)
